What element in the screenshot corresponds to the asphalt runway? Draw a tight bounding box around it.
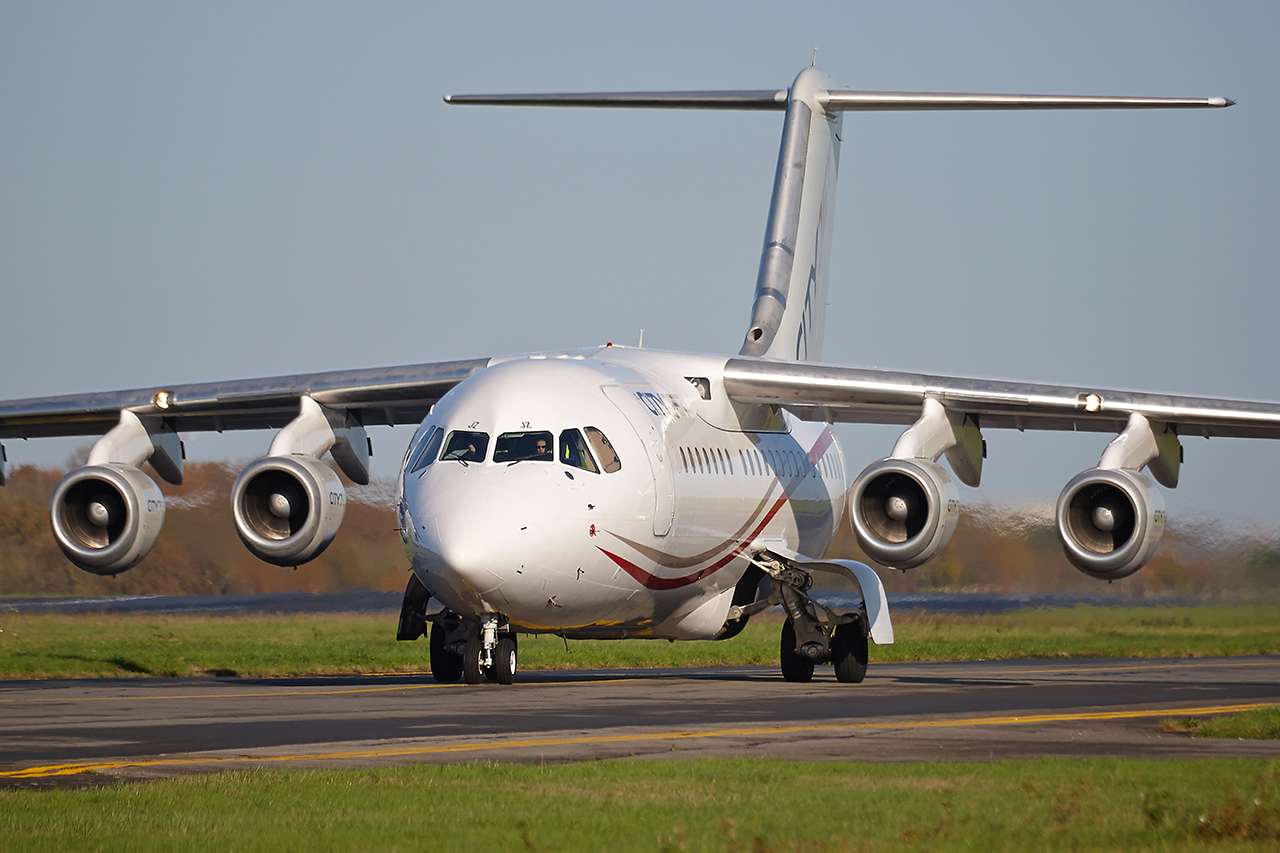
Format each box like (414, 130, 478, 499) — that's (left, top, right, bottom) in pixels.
(3, 657, 1280, 785)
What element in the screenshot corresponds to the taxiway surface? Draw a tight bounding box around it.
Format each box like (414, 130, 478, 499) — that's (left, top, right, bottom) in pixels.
(3, 657, 1279, 784)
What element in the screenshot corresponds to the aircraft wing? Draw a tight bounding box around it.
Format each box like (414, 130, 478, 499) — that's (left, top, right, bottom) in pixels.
(721, 358, 1280, 440)
(0, 357, 491, 440)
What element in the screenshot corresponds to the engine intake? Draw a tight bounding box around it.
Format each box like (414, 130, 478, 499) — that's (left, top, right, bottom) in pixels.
(1056, 467, 1165, 580)
(231, 455, 345, 566)
(850, 458, 959, 569)
(49, 464, 165, 574)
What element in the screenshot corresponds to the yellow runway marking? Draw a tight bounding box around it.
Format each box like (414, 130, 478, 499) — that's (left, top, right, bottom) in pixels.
(3, 701, 1272, 780)
(924, 659, 1280, 677)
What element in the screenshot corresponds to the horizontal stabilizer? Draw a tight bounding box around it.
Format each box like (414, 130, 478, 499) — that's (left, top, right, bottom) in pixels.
(820, 91, 1234, 111)
(447, 89, 1232, 112)
(445, 90, 787, 109)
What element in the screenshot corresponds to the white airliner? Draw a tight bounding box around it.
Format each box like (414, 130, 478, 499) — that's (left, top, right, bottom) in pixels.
(2, 66, 1276, 685)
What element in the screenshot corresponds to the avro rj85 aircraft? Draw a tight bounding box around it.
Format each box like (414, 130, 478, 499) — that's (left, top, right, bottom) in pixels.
(2, 66, 1277, 685)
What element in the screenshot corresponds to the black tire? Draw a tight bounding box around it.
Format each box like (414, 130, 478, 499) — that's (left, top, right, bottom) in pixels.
(429, 622, 462, 683)
(462, 636, 485, 685)
(779, 619, 815, 683)
(832, 614, 869, 684)
(493, 635, 518, 685)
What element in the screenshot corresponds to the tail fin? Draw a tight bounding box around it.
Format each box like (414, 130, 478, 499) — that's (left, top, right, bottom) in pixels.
(740, 67, 840, 362)
(446, 73, 1232, 363)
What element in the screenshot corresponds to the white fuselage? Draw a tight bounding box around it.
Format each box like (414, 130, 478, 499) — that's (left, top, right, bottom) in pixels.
(397, 346, 847, 640)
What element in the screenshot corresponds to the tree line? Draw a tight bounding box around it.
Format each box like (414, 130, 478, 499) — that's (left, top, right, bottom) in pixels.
(0, 463, 1275, 598)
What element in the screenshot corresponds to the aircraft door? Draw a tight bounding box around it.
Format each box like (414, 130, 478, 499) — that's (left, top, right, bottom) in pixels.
(601, 385, 675, 537)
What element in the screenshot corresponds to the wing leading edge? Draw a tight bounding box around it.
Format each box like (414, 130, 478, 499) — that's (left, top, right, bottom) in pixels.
(0, 357, 491, 440)
(722, 358, 1280, 440)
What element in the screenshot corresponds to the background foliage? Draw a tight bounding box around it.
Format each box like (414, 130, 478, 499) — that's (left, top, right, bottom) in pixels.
(1, 463, 1276, 598)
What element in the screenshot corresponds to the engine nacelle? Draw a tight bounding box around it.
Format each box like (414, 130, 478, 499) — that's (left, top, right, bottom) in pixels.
(850, 458, 959, 570)
(231, 455, 345, 567)
(49, 464, 165, 574)
(1056, 467, 1165, 581)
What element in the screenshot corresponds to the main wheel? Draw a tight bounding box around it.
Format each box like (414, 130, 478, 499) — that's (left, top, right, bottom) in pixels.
(493, 635, 518, 685)
(429, 622, 462, 683)
(779, 619, 815, 683)
(462, 636, 485, 685)
(832, 613, 869, 684)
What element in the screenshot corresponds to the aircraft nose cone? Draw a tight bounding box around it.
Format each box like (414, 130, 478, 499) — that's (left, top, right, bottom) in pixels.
(409, 484, 529, 592)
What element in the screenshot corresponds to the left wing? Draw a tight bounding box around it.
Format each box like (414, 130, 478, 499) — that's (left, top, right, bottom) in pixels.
(724, 357, 1280, 579)
(723, 357, 1280, 440)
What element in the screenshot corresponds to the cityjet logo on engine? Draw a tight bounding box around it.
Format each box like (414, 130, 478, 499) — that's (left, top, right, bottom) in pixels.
(329, 492, 345, 507)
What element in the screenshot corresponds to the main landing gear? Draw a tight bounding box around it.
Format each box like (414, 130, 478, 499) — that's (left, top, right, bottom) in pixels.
(779, 609, 868, 683)
(747, 552, 872, 684)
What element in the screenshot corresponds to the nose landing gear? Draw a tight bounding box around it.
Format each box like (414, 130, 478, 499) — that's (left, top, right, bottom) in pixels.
(429, 611, 519, 685)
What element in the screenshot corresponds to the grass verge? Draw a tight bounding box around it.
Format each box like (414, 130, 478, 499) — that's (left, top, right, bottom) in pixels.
(1158, 704, 1280, 739)
(3, 758, 1280, 851)
(1, 604, 1278, 679)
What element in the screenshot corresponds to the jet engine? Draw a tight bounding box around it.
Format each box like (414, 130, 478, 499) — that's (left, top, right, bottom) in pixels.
(231, 455, 345, 566)
(1056, 467, 1165, 581)
(850, 457, 959, 570)
(49, 464, 165, 574)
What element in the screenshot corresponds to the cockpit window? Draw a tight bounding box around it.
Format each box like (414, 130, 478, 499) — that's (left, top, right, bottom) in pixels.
(559, 429, 599, 473)
(493, 431, 554, 463)
(440, 430, 489, 463)
(407, 426, 444, 473)
(584, 427, 621, 473)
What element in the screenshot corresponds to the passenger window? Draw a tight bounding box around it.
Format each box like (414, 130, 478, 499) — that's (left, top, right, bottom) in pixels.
(559, 429, 599, 473)
(584, 427, 622, 473)
(441, 430, 489, 463)
(494, 431, 554, 463)
(408, 426, 444, 473)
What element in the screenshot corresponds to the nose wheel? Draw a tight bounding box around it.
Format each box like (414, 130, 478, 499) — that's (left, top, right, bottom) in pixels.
(462, 636, 485, 684)
(492, 635, 518, 685)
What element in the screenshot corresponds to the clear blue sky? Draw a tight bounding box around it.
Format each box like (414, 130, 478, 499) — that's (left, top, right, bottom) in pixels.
(2, 2, 1277, 530)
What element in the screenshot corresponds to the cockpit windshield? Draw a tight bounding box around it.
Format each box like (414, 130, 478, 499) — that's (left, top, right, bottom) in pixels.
(559, 429, 598, 473)
(440, 430, 489, 463)
(406, 426, 444, 473)
(585, 427, 622, 473)
(494, 431, 554, 463)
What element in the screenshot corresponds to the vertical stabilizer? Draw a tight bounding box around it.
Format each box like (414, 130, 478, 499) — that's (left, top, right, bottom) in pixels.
(740, 68, 841, 363)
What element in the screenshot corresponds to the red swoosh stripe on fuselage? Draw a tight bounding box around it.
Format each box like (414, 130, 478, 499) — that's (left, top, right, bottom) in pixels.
(597, 427, 835, 591)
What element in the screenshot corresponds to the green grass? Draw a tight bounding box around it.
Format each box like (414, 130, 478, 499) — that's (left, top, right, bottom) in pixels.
(3, 758, 1280, 851)
(1159, 704, 1280, 740)
(1, 604, 1279, 679)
